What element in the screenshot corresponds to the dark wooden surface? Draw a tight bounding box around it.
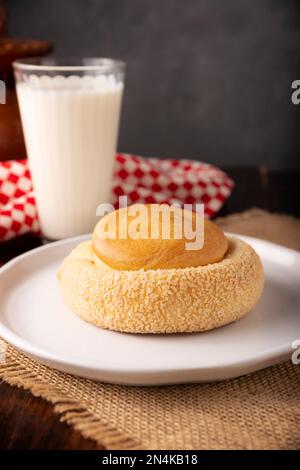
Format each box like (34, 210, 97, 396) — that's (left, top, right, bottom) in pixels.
(0, 166, 299, 450)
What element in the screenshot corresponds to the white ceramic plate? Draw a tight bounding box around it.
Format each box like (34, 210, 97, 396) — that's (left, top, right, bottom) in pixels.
(0, 234, 299, 385)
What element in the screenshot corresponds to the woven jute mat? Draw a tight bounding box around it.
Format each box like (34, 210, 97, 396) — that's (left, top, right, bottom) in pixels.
(0, 208, 300, 450)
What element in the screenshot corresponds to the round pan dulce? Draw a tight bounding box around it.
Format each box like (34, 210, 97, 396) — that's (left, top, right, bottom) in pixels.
(58, 205, 264, 334)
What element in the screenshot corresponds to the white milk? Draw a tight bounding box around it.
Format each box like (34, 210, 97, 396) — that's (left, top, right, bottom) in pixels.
(16, 74, 123, 239)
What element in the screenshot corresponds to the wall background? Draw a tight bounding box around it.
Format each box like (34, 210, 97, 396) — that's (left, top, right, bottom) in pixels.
(4, 0, 300, 169)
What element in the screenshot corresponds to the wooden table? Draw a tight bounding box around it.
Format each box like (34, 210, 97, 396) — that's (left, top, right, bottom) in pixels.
(0, 166, 299, 449)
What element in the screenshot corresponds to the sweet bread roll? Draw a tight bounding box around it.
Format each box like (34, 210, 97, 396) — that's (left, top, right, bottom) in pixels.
(58, 204, 264, 334)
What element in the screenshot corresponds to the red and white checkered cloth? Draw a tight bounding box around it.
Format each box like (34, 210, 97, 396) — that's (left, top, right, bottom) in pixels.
(0, 154, 234, 242)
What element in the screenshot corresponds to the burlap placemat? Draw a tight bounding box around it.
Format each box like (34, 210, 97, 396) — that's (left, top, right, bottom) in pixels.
(1, 208, 300, 450)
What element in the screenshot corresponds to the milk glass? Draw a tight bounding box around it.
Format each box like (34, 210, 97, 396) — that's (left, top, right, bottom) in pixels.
(14, 58, 125, 239)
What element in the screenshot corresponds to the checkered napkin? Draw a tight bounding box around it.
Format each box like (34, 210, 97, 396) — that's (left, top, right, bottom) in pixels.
(0, 154, 234, 242)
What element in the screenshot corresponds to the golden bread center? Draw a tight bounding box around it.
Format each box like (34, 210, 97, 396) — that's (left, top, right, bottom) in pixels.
(92, 204, 229, 270)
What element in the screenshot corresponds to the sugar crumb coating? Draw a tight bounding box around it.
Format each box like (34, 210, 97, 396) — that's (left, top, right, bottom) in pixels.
(57, 236, 264, 334)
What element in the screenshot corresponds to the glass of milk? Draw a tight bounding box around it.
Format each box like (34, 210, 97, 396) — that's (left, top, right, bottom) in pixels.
(13, 58, 125, 239)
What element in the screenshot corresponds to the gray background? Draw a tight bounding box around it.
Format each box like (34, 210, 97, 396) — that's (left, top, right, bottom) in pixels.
(4, 0, 300, 169)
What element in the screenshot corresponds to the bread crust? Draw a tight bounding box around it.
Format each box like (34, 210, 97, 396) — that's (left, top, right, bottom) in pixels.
(57, 236, 264, 334)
